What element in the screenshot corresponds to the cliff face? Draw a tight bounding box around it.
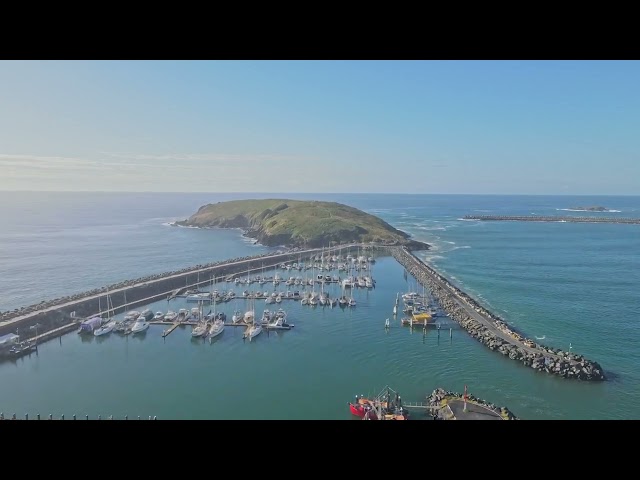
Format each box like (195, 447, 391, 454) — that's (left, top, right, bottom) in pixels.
(175, 199, 430, 250)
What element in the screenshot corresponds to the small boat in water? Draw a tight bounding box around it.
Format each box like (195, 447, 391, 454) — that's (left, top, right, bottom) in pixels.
(130, 318, 149, 334)
(94, 320, 117, 336)
(208, 318, 225, 340)
(140, 309, 154, 322)
(244, 322, 262, 341)
(153, 312, 165, 321)
(165, 311, 177, 322)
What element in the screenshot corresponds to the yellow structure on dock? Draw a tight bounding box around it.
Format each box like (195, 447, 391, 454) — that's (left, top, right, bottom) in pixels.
(401, 312, 433, 326)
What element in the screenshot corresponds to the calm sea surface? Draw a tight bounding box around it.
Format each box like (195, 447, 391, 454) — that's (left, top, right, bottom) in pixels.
(0, 192, 638, 419)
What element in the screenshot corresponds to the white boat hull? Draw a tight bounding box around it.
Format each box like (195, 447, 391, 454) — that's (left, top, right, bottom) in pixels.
(131, 322, 149, 334)
(208, 323, 225, 339)
(94, 323, 115, 336)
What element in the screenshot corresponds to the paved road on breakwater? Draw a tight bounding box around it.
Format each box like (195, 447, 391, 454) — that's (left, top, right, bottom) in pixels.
(3, 243, 365, 329)
(464, 215, 640, 224)
(393, 247, 558, 358)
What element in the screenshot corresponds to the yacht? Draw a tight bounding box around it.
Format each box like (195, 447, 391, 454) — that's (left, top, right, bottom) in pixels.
(140, 309, 155, 321)
(232, 310, 243, 323)
(131, 317, 150, 334)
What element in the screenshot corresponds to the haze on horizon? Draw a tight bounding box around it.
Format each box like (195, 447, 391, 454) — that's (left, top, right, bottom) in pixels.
(0, 60, 638, 196)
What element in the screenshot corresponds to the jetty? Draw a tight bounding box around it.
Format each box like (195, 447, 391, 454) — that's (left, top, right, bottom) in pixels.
(463, 215, 640, 224)
(390, 247, 605, 381)
(427, 387, 518, 420)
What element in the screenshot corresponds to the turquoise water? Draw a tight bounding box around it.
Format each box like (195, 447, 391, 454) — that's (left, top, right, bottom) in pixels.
(1, 193, 639, 419)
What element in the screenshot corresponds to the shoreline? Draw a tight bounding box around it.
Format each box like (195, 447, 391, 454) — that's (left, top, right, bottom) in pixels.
(168, 221, 431, 251)
(390, 247, 606, 381)
(463, 215, 640, 224)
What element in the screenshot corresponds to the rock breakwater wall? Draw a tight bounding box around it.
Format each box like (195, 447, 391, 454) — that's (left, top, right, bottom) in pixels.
(390, 247, 605, 381)
(427, 387, 518, 420)
(463, 215, 640, 224)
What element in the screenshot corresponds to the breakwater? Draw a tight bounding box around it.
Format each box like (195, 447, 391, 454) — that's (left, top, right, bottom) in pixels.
(390, 247, 605, 381)
(0, 244, 364, 340)
(427, 387, 518, 420)
(0, 413, 157, 420)
(463, 215, 640, 224)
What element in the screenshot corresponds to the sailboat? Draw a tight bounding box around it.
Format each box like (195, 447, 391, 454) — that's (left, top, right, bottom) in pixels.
(208, 293, 225, 340)
(94, 292, 116, 336)
(192, 302, 209, 337)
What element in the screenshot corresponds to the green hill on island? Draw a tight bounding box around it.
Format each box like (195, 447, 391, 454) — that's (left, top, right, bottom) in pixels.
(175, 199, 429, 250)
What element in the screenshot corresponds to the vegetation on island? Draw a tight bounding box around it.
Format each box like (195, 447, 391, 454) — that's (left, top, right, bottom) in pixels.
(175, 199, 429, 250)
(569, 206, 609, 211)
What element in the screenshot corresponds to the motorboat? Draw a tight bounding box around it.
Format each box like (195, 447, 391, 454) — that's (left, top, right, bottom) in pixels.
(153, 311, 165, 321)
(140, 309, 154, 321)
(165, 311, 177, 322)
(130, 317, 149, 334)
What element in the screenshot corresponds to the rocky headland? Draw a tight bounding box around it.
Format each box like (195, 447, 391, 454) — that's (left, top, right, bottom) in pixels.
(174, 199, 430, 250)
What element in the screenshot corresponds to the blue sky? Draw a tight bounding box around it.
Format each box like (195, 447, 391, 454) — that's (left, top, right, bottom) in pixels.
(0, 60, 638, 194)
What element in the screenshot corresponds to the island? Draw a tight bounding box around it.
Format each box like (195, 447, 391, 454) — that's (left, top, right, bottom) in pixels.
(174, 199, 430, 250)
(569, 206, 610, 212)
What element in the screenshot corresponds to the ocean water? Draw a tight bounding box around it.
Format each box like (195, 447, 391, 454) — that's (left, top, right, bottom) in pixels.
(0, 192, 639, 419)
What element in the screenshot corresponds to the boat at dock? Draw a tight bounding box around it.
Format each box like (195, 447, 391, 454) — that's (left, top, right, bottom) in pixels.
(78, 316, 102, 334)
(94, 320, 117, 336)
(208, 318, 225, 340)
(348, 386, 409, 420)
(130, 317, 149, 334)
(153, 311, 165, 321)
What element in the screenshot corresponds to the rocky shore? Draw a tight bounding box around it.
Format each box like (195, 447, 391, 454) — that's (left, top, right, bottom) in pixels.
(427, 387, 518, 420)
(463, 215, 640, 224)
(391, 247, 606, 381)
(0, 246, 311, 324)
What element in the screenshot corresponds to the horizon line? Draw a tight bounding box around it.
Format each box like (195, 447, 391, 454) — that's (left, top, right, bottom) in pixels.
(0, 190, 639, 197)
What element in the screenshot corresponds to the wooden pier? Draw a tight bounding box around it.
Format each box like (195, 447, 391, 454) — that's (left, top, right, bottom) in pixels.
(162, 323, 180, 338)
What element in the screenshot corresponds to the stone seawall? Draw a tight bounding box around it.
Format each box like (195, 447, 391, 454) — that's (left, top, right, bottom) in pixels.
(463, 215, 640, 224)
(0, 245, 361, 339)
(390, 247, 605, 381)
